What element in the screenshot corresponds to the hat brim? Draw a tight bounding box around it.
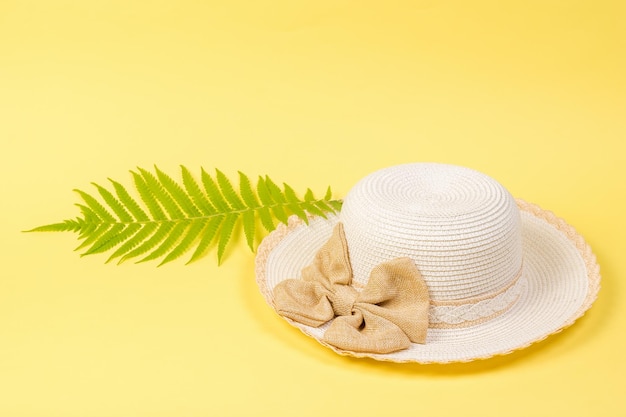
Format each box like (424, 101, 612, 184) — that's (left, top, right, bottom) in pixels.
(255, 199, 600, 364)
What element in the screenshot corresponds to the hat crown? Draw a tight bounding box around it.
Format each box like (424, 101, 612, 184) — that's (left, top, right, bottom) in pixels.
(340, 163, 522, 301)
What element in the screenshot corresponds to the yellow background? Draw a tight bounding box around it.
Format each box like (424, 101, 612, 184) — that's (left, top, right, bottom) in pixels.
(1, 1, 624, 416)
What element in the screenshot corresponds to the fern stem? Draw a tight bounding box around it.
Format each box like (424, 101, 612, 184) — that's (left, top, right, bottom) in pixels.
(70, 199, 343, 226)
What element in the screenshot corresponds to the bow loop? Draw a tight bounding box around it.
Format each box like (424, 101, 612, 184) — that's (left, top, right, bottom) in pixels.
(273, 223, 430, 354)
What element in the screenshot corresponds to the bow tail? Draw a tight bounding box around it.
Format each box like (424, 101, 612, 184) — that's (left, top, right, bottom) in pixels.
(323, 309, 412, 354)
(273, 279, 335, 327)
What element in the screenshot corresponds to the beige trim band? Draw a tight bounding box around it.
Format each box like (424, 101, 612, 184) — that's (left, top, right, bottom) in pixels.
(428, 273, 526, 328)
(429, 290, 522, 329)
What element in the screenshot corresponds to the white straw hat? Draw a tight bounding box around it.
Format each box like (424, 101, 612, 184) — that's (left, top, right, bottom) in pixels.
(255, 163, 600, 363)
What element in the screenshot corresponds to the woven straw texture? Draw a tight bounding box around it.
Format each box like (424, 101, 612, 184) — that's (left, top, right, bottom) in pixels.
(255, 164, 600, 363)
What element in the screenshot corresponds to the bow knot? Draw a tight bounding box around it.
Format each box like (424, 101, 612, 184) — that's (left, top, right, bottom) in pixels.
(273, 223, 430, 354)
(328, 284, 358, 317)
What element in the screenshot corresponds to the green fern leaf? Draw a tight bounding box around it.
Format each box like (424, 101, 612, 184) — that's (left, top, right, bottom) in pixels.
(256, 176, 273, 206)
(257, 206, 274, 232)
(138, 221, 189, 264)
(131, 171, 167, 220)
(284, 183, 308, 224)
(242, 210, 255, 250)
(238, 171, 259, 208)
(256, 176, 288, 224)
(217, 213, 237, 265)
(75, 203, 100, 223)
(216, 169, 245, 210)
(84, 224, 142, 256)
(155, 166, 201, 218)
(119, 222, 176, 263)
(75, 223, 112, 251)
(201, 168, 230, 212)
(109, 179, 149, 221)
(302, 202, 327, 219)
(25, 220, 82, 233)
(138, 167, 183, 219)
(329, 200, 343, 211)
(181, 166, 215, 215)
(264, 175, 287, 203)
(159, 218, 208, 266)
(81, 223, 127, 256)
(324, 186, 332, 200)
(313, 199, 335, 214)
(28, 166, 342, 266)
(187, 215, 223, 264)
(106, 222, 159, 263)
(76, 217, 99, 239)
(93, 223, 141, 255)
(91, 183, 133, 222)
(271, 204, 289, 224)
(74, 190, 115, 221)
(304, 188, 315, 202)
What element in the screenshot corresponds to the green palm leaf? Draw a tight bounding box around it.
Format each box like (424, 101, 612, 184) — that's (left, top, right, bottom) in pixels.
(26, 166, 342, 265)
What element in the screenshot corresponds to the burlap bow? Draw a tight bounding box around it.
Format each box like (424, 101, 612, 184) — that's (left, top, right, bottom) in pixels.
(273, 223, 430, 354)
